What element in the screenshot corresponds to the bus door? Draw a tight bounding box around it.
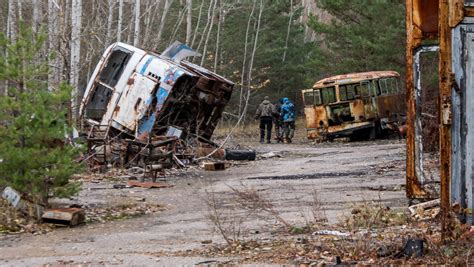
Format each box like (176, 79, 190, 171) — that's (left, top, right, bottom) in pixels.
(361, 81, 378, 119)
(303, 89, 326, 138)
(353, 81, 375, 120)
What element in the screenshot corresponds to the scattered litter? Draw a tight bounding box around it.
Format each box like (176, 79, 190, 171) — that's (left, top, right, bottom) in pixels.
(312, 230, 350, 237)
(203, 162, 226, 171)
(41, 208, 85, 226)
(127, 181, 173, 189)
(408, 199, 440, 220)
(260, 152, 282, 159)
(398, 239, 424, 258)
(1, 187, 23, 208)
(367, 185, 403, 191)
(113, 184, 132, 189)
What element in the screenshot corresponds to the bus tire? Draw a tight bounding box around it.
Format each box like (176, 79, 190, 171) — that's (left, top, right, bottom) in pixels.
(369, 122, 382, 140)
(369, 127, 377, 140)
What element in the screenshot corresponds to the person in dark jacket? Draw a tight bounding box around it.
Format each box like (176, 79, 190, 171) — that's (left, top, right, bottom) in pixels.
(274, 98, 284, 143)
(255, 96, 277, 143)
(280, 97, 296, 143)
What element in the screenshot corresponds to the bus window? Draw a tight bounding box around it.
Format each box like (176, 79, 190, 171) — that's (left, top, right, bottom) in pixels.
(359, 82, 370, 97)
(370, 80, 381, 96)
(379, 79, 388, 95)
(389, 78, 399, 93)
(340, 84, 356, 100)
(339, 85, 348, 101)
(99, 48, 132, 87)
(320, 86, 336, 104)
(393, 78, 400, 92)
(314, 90, 322, 105)
(303, 91, 315, 106)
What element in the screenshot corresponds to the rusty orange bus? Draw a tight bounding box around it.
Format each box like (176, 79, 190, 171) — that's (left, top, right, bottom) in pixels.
(301, 71, 405, 140)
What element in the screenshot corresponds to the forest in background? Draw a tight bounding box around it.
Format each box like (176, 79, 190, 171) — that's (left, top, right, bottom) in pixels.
(0, 0, 406, 122)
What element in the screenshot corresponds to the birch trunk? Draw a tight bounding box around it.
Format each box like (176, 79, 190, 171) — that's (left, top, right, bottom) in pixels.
(59, 0, 70, 82)
(282, 0, 293, 62)
(213, 0, 223, 71)
(186, 0, 192, 45)
(195, 0, 214, 60)
(143, 0, 162, 46)
(200, 0, 217, 66)
(105, 0, 115, 46)
(168, 5, 186, 46)
(70, 0, 82, 122)
(243, 0, 263, 122)
(133, 0, 141, 46)
(48, 0, 60, 91)
(117, 0, 123, 42)
(239, 0, 256, 117)
(32, 0, 42, 33)
(190, 0, 204, 48)
(7, 0, 17, 43)
(155, 0, 174, 49)
(18, 0, 23, 21)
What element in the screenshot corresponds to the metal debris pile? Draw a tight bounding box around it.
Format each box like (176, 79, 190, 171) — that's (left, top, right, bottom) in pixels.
(79, 42, 255, 176)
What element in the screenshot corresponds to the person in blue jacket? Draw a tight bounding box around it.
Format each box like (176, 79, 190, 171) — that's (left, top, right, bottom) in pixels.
(280, 97, 296, 143)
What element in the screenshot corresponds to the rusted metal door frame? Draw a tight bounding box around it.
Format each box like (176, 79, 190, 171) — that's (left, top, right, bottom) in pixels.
(413, 45, 440, 191)
(406, 0, 432, 200)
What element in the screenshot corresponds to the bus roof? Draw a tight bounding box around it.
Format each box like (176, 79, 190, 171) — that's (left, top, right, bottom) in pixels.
(313, 71, 400, 89)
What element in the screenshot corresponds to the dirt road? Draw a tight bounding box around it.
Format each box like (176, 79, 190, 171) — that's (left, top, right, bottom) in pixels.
(0, 139, 407, 266)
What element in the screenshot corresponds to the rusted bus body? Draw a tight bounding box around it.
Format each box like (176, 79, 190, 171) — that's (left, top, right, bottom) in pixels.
(302, 71, 405, 140)
(79, 42, 234, 142)
(406, 0, 474, 229)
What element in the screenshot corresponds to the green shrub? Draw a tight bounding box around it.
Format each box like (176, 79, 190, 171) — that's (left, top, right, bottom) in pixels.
(0, 23, 82, 207)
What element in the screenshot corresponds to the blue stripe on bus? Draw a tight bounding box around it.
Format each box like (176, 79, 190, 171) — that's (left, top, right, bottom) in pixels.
(140, 57, 154, 75)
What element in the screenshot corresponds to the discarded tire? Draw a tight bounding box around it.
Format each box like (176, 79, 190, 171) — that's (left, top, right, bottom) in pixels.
(225, 149, 256, 161)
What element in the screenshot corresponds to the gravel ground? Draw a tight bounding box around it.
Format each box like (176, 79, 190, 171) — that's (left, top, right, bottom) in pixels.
(0, 139, 408, 266)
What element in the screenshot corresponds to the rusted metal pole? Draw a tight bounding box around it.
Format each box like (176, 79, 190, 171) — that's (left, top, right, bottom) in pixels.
(438, 0, 453, 239)
(405, 0, 427, 200)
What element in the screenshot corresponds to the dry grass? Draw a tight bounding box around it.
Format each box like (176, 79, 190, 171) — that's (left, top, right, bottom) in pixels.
(213, 117, 308, 143)
(342, 200, 412, 231)
(204, 184, 251, 247)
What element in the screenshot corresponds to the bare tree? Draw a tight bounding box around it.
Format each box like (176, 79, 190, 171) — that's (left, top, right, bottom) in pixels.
(117, 0, 123, 42)
(133, 0, 141, 46)
(186, 0, 192, 45)
(105, 0, 115, 46)
(70, 0, 83, 122)
(190, 0, 204, 48)
(7, 0, 17, 43)
(200, 0, 217, 66)
(32, 0, 42, 33)
(282, 0, 293, 62)
(213, 0, 223, 71)
(243, 0, 263, 121)
(143, 0, 162, 46)
(195, 0, 214, 55)
(48, 0, 60, 91)
(155, 0, 174, 49)
(239, 0, 256, 117)
(168, 4, 187, 46)
(17, 0, 23, 21)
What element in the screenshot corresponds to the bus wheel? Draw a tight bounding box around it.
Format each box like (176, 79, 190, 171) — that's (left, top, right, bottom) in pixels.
(369, 127, 377, 140)
(369, 122, 382, 140)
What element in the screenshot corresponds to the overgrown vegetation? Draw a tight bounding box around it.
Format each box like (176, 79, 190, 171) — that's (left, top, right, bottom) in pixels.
(201, 185, 474, 265)
(0, 23, 82, 207)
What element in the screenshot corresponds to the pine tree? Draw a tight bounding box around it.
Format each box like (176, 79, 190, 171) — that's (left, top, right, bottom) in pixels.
(0, 23, 82, 207)
(308, 0, 406, 77)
